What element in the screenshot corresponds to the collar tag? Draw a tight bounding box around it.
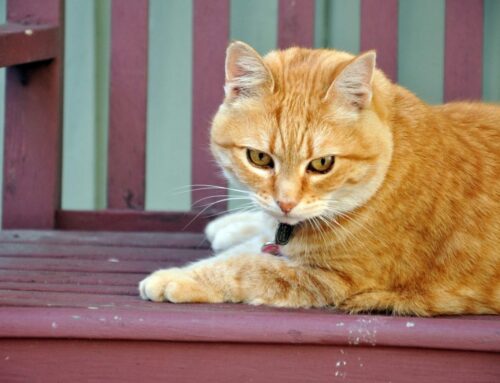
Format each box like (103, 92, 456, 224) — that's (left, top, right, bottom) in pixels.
(261, 223, 295, 256)
(261, 242, 281, 256)
(275, 223, 294, 245)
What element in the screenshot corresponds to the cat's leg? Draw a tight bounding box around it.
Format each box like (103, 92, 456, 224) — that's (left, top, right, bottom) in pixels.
(205, 211, 276, 252)
(339, 291, 434, 316)
(139, 251, 349, 308)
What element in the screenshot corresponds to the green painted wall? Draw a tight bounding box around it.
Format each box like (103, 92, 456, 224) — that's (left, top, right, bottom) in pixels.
(146, 0, 192, 211)
(62, 0, 110, 210)
(398, 0, 445, 104)
(315, 0, 360, 53)
(483, 0, 500, 102)
(1, 0, 499, 218)
(230, 0, 277, 54)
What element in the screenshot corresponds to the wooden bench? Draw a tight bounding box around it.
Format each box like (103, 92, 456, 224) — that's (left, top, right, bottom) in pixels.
(1, 1, 498, 381)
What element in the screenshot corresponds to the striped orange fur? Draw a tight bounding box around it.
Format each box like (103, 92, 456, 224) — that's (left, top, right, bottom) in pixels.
(140, 42, 499, 316)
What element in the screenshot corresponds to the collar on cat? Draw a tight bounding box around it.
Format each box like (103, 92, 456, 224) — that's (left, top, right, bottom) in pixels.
(261, 223, 295, 256)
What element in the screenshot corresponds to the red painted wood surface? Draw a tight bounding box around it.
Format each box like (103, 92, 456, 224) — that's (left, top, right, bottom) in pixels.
(2, 0, 63, 229)
(1, 340, 499, 383)
(0, 231, 498, 350)
(192, 0, 229, 210)
(0, 230, 499, 381)
(0, 23, 60, 68)
(444, 0, 483, 102)
(0, 230, 208, 248)
(278, 0, 315, 49)
(360, 0, 398, 81)
(107, 0, 149, 209)
(55, 210, 212, 232)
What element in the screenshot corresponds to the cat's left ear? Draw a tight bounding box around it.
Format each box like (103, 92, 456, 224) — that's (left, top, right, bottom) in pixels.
(224, 41, 274, 103)
(325, 51, 376, 112)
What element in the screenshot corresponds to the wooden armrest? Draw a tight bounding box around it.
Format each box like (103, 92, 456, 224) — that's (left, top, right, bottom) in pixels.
(0, 22, 60, 68)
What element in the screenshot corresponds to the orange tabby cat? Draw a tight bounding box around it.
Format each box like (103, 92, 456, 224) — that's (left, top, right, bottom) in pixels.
(139, 41, 500, 316)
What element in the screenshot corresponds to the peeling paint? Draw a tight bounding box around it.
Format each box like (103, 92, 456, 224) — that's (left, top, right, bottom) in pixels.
(348, 318, 378, 346)
(51, 322, 58, 329)
(108, 258, 120, 263)
(406, 321, 415, 328)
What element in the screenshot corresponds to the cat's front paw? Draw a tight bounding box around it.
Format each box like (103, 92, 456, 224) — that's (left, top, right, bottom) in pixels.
(205, 211, 275, 252)
(139, 268, 222, 303)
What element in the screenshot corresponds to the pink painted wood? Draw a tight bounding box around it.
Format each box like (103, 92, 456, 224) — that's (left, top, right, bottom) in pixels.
(0, 23, 60, 68)
(0, 244, 208, 261)
(191, 0, 229, 210)
(55, 210, 212, 232)
(0, 304, 499, 352)
(107, 0, 149, 209)
(2, 0, 63, 229)
(360, 0, 398, 81)
(0, 231, 499, 381)
(444, 0, 483, 102)
(278, 0, 315, 49)
(0, 230, 208, 248)
(1, 339, 499, 383)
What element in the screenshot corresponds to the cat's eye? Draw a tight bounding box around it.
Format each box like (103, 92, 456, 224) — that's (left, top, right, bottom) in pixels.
(247, 149, 274, 169)
(307, 156, 335, 174)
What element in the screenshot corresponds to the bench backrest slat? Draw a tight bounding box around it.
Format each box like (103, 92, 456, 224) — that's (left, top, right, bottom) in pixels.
(278, 0, 315, 49)
(360, 0, 398, 81)
(191, 0, 229, 210)
(107, 0, 149, 210)
(444, 0, 483, 102)
(2, 0, 63, 229)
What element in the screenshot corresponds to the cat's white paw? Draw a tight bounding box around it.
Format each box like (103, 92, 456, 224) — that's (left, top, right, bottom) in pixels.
(205, 211, 275, 252)
(139, 268, 221, 303)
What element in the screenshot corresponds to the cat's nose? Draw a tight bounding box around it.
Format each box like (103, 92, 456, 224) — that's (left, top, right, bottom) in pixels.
(277, 200, 297, 214)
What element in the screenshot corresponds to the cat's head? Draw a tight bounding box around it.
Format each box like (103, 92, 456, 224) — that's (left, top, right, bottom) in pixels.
(211, 41, 393, 225)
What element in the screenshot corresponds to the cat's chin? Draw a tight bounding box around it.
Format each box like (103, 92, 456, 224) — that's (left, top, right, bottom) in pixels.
(261, 209, 314, 226)
(277, 217, 302, 225)
(263, 212, 304, 226)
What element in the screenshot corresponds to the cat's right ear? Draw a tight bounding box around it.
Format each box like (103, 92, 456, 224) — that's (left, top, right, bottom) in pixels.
(325, 51, 376, 115)
(224, 41, 274, 103)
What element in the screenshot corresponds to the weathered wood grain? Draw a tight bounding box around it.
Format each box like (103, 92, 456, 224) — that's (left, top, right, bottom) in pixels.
(0, 306, 499, 353)
(360, 0, 398, 81)
(1, 339, 498, 383)
(192, 0, 229, 210)
(0, 23, 60, 68)
(444, 0, 483, 101)
(55, 210, 212, 232)
(278, 0, 315, 48)
(0, 255, 189, 273)
(2, 0, 63, 229)
(0, 243, 209, 260)
(107, 0, 149, 209)
(0, 230, 208, 248)
(0, 269, 142, 286)
(0, 281, 136, 295)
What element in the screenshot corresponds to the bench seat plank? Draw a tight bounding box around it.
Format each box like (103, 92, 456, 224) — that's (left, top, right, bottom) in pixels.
(0, 230, 498, 382)
(0, 230, 209, 249)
